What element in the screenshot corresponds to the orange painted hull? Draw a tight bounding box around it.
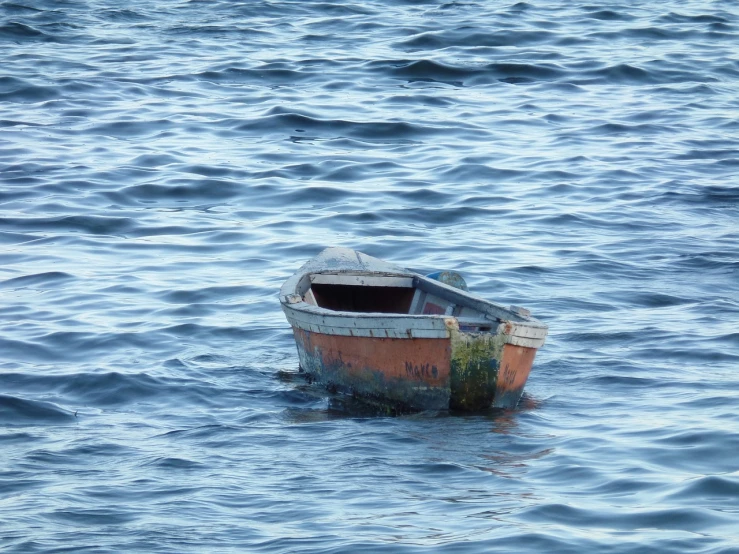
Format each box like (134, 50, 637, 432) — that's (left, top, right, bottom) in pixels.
(292, 327, 537, 411)
(494, 344, 538, 408)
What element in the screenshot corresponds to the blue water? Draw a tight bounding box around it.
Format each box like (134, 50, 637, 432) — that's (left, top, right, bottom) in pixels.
(2, 0, 738, 551)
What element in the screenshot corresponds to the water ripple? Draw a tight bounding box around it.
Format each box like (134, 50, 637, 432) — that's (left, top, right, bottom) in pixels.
(1, 0, 738, 552)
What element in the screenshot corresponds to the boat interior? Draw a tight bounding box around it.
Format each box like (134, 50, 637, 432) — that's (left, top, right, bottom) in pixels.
(301, 272, 497, 331)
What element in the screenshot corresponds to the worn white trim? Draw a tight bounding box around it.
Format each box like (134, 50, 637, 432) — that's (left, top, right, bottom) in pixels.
(506, 335, 546, 348)
(503, 323, 549, 341)
(283, 300, 452, 339)
(283, 303, 546, 347)
(413, 275, 527, 323)
(310, 274, 414, 288)
(303, 288, 317, 306)
(284, 303, 449, 331)
(288, 319, 448, 339)
(280, 247, 548, 349)
(456, 317, 496, 328)
(409, 289, 426, 315)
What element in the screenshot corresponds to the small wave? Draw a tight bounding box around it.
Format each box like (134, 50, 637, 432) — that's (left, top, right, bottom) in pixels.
(673, 251, 739, 272)
(98, 8, 152, 23)
(0, 271, 74, 289)
(196, 65, 312, 85)
(604, 291, 692, 308)
(585, 9, 635, 21)
(398, 29, 557, 51)
(109, 179, 245, 204)
(0, 370, 167, 407)
(666, 475, 739, 501)
(264, 184, 355, 205)
(0, 21, 57, 42)
(158, 284, 259, 304)
(0, 394, 75, 425)
(0, 76, 60, 103)
(437, 163, 526, 182)
(234, 112, 445, 140)
(519, 502, 731, 532)
(578, 61, 715, 85)
(0, 338, 58, 363)
(641, 430, 739, 475)
(658, 12, 731, 25)
(141, 456, 204, 470)
(374, 58, 566, 86)
(0, 215, 135, 236)
(88, 119, 175, 138)
(45, 507, 138, 525)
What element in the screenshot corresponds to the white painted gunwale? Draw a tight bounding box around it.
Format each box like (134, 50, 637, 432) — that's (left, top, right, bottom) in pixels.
(280, 248, 548, 348)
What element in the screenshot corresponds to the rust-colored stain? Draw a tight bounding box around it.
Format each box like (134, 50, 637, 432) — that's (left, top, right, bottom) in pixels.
(496, 344, 537, 397)
(294, 328, 451, 387)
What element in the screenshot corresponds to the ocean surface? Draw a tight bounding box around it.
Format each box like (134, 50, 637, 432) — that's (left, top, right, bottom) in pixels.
(1, 0, 738, 552)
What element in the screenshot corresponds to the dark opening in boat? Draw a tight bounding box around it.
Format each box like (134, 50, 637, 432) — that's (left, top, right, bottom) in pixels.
(310, 283, 415, 314)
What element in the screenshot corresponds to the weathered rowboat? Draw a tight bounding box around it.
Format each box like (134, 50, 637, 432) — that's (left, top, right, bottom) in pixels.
(280, 247, 548, 411)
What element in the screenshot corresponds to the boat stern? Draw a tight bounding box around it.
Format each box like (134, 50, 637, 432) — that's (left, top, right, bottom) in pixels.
(447, 319, 542, 410)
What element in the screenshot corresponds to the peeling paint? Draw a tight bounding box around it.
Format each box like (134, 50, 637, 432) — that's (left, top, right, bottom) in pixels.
(293, 328, 452, 410)
(291, 325, 538, 411)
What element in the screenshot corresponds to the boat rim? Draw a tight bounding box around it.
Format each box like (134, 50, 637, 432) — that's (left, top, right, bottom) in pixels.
(279, 249, 547, 348)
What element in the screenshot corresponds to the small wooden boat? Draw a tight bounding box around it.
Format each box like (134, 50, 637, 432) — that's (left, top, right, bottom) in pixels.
(280, 247, 548, 411)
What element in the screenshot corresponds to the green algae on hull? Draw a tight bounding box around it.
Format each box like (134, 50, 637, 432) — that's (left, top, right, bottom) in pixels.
(449, 328, 506, 411)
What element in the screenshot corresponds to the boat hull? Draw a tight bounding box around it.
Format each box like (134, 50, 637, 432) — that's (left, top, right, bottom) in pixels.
(291, 326, 538, 411)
